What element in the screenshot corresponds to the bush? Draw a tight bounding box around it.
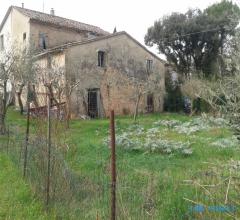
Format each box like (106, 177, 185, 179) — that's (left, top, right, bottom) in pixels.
(164, 69, 184, 112)
(192, 98, 211, 113)
(104, 122, 193, 156)
(164, 85, 184, 112)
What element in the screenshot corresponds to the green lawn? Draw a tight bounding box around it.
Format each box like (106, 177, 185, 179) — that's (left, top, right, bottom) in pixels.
(0, 110, 239, 219)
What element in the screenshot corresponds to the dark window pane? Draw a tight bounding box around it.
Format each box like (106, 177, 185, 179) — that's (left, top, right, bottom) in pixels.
(98, 51, 105, 67)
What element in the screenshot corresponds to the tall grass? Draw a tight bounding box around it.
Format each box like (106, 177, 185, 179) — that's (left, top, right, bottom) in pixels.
(0, 109, 239, 219)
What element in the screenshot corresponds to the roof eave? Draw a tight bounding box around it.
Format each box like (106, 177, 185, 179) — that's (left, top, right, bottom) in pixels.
(34, 31, 166, 64)
(123, 32, 166, 63)
(34, 48, 65, 59)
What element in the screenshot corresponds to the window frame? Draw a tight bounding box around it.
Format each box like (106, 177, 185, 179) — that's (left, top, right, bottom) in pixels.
(0, 35, 4, 51)
(23, 32, 27, 42)
(97, 50, 105, 67)
(146, 59, 153, 73)
(39, 33, 48, 49)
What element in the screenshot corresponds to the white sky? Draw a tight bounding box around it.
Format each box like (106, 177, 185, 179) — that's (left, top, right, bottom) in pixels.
(1, 0, 240, 58)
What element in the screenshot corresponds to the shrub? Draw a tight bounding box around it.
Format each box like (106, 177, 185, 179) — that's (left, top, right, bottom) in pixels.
(211, 136, 239, 149)
(164, 70, 184, 112)
(104, 123, 193, 156)
(154, 115, 228, 135)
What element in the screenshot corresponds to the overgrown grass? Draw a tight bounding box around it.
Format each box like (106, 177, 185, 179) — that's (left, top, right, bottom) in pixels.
(0, 109, 240, 219)
(61, 113, 240, 219)
(0, 153, 54, 219)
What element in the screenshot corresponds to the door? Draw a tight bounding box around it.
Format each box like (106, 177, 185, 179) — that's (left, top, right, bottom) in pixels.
(147, 94, 154, 113)
(88, 89, 99, 118)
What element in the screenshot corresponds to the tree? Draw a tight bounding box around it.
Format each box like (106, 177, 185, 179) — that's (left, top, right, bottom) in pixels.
(223, 28, 240, 74)
(145, 0, 240, 77)
(37, 59, 66, 119)
(133, 73, 163, 121)
(164, 69, 183, 112)
(0, 48, 18, 134)
(37, 58, 80, 127)
(105, 59, 163, 122)
(181, 76, 209, 114)
(200, 74, 240, 139)
(198, 33, 240, 139)
(13, 48, 38, 114)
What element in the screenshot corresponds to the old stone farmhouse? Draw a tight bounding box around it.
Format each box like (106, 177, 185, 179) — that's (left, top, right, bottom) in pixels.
(0, 5, 166, 118)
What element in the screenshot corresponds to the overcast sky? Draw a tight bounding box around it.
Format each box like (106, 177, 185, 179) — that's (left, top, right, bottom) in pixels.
(1, 0, 240, 57)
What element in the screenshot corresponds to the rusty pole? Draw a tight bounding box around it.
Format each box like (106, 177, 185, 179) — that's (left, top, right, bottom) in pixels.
(46, 93, 51, 207)
(110, 110, 116, 220)
(6, 125, 10, 154)
(23, 100, 30, 178)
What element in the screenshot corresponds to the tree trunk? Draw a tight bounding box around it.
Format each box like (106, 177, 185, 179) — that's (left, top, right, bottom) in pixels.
(17, 92, 24, 114)
(17, 84, 25, 115)
(65, 96, 71, 129)
(31, 85, 39, 108)
(0, 96, 6, 134)
(48, 86, 61, 119)
(0, 82, 7, 135)
(0, 113, 6, 135)
(133, 94, 141, 122)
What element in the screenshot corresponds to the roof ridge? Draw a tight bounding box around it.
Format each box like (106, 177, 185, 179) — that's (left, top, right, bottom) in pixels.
(12, 6, 103, 31)
(10, 5, 109, 35)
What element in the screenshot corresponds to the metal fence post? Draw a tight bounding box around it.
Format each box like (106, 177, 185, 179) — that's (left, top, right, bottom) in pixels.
(6, 125, 9, 154)
(110, 110, 116, 220)
(46, 93, 51, 208)
(23, 100, 30, 178)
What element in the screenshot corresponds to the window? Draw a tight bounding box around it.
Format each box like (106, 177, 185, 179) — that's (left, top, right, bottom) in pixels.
(98, 51, 105, 67)
(146, 59, 153, 73)
(87, 32, 96, 39)
(0, 35, 4, 51)
(39, 33, 48, 49)
(23, 33, 26, 42)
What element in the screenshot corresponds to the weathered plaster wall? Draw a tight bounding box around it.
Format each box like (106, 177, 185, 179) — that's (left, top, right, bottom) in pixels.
(0, 8, 30, 50)
(30, 22, 88, 51)
(11, 8, 30, 46)
(65, 34, 165, 117)
(0, 10, 12, 49)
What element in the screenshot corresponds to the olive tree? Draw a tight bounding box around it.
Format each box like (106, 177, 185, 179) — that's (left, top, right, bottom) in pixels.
(13, 48, 39, 114)
(37, 59, 80, 126)
(0, 48, 18, 134)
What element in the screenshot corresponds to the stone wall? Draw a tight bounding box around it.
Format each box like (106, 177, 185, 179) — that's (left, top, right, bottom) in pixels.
(66, 33, 165, 117)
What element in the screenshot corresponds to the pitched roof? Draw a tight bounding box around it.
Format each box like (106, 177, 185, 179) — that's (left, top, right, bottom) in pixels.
(0, 6, 109, 35)
(36, 31, 166, 63)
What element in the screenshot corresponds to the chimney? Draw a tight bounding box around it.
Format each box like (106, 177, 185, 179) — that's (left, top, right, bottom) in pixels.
(21, 3, 24, 8)
(50, 8, 55, 15)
